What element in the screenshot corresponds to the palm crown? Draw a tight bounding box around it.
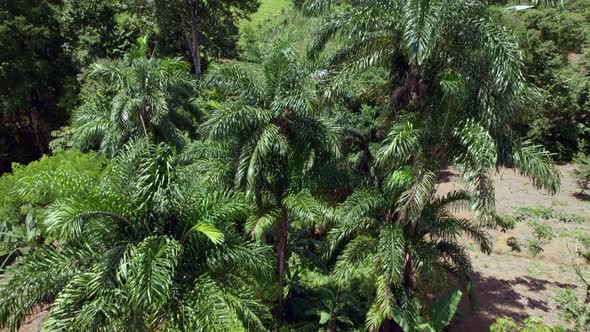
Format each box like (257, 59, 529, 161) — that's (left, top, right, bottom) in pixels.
(73, 41, 199, 157)
(305, 0, 560, 223)
(204, 40, 344, 314)
(0, 141, 273, 331)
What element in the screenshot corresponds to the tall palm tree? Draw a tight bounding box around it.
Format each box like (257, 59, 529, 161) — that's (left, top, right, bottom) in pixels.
(302, 2, 560, 329)
(203, 40, 343, 316)
(328, 183, 490, 331)
(73, 39, 200, 157)
(0, 140, 273, 331)
(304, 0, 560, 223)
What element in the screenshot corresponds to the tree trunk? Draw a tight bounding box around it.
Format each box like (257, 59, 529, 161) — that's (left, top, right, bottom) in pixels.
(379, 318, 403, 332)
(188, 0, 202, 76)
(402, 251, 413, 290)
(28, 109, 46, 155)
(327, 318, 336, 332)
(275, 204, 289, 318)
(391, 64, 421, 108)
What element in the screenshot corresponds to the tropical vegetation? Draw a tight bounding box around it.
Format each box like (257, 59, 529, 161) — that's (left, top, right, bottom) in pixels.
(0, 0, 589, 331)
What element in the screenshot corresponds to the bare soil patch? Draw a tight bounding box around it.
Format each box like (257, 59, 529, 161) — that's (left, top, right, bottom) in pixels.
(440, 165, 590, 331)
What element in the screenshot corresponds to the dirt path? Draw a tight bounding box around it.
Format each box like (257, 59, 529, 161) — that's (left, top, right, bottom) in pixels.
(440, 166, 590, 331)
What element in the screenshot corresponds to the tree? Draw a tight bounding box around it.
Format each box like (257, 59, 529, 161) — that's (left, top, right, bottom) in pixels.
(57, 0, 151, 68)
(329, 183, 489, 331)
(0, 140, 273, 331)
(204, 40, 343, 316)
(151, 0, 260, 75)
(303, 1, 560, 330)
(72, 40, 199, 157)
(0, 0, 76, 172)
(304, 0, 560, 224)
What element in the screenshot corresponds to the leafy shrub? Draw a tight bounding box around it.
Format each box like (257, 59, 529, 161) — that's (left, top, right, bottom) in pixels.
(556, 288, 590, 331)
(527, 239, 545, 256)
(497, 214, 519, 232)
(490, 317, 566, 332)
(507, 237, 523, 253)
(573, 153, 590, 193)
(515, 206, 556, 221)
(529, 220, 555, 241)
(0, 151, 104, 266)
(520, 10, 587, 53)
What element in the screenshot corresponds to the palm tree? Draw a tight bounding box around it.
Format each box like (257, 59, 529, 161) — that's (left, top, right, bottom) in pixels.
(73, 39, 200, 157)
(203, 40, 343, 316)
(302, 6, 560, 328)
(304, 0, 560, 223)
(328, 182, 489, 331)
(0, 140, 273, 331)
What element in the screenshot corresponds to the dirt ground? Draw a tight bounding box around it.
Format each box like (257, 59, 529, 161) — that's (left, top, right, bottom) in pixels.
(440, 165, 590, 331)
(8, 166, 590, 332)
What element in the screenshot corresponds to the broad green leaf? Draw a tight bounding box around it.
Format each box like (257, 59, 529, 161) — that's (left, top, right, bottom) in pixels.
(190, 223, 225, 245)
(430, 289, 462, 331)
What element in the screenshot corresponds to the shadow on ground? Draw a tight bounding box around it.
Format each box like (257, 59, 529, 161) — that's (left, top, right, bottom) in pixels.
(448, 273, 577, 331)
(572, 192, 590, 201)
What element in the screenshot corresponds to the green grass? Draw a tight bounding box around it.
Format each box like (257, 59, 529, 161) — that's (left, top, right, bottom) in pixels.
(249, 0, 292, 26)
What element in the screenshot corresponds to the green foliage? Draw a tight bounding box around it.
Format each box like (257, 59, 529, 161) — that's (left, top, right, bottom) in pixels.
(490, 317, 566, 332)
(503, 2, 590, 160)
(0, 141, 274, 331)
(0, 0, 578, 330)
(72, 41, 199, 156)
(527, 239, 544, 256)
(0, 151, 104, 263)
(0, 0, 76, 170)
(528, 220, 555, 240)
(496, 214, 518, 232)
(556, 288, 590, 331)
(152, 0, 260, 61)
(573, 153, 590, 192)
(57, 0, 144, 68)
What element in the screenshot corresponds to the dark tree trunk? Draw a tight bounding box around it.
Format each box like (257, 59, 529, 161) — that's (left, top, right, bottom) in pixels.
(402, 252, 413, 290)
(188, 0, 202, 76)
(274, 204, 289, 318)
(326, 318, 336, 332)
(391, 64, 421, 109)
(379, 318, 404, 332)
(28, 90, 47, 155)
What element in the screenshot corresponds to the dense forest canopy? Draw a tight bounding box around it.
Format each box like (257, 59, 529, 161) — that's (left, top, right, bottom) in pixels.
(0, 0, 589, 331)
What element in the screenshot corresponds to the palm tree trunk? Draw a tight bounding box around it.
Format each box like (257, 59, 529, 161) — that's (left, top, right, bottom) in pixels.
(275, 204, 289, 318)
(379, 318, 404, 332)
(391, 64, 421, 108)
(402, 252, 413, 290)
(188, 0, 202, 76)
(327, 319, 336, 332)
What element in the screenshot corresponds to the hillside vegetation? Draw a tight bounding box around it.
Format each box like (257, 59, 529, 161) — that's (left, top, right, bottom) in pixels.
(0, 0, 589, 331)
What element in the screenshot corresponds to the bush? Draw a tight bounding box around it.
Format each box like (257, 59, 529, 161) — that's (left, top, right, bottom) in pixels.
(573, 153, 590, 193)
(490, 317, 566, 332)
(0, 151, 104, 263)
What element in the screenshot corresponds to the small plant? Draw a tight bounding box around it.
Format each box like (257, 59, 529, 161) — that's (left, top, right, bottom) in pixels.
(527, 239, 544, 256)
(556, 212, 587, 223)
(490, 316, 565, 332)
(515, 206, 556, 221)
(556, 288, 590, 331)
(497, 214, 518, 232)
(529, 220, 555, 241)
(507, 237, 522, 253)
(573, 153, 590, 193)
